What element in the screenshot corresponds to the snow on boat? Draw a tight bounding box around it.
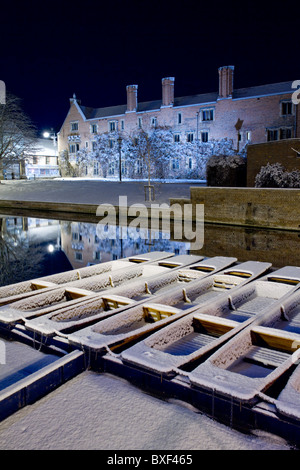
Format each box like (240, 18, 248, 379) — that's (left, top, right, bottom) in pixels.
(187, 268, 300, 404)
(23, 256, 236, 338)
(0, 251, 174, 306)
(0, 254, 203, 327)
(67, 260, 272, 355)
(120, 266, 300, 378)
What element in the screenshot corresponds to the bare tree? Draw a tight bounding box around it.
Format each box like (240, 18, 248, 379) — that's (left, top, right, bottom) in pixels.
(0, 93, 37, 179)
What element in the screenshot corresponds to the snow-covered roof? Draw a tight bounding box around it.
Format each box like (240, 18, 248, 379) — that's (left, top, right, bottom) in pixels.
(78, 81, 294, 121)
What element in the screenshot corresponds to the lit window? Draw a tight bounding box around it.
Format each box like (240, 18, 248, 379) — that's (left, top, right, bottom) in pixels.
(246, 131, 251, 141)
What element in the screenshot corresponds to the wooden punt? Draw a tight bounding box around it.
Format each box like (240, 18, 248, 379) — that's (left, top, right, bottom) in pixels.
(23, 256, 237, 337)
(67, 260, 272, 355)
(0, 254, 203, 327)
(187, 272, 300, 404)
(120, 266, 300, 377)
(0, 251, 174, 305)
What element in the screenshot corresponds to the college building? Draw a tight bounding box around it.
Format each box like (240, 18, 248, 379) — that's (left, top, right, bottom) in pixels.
(57, 65, 299, 180)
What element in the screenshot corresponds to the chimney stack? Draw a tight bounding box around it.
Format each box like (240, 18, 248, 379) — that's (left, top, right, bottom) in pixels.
(162, 77, 175, 107)
(126, 84, 138, 112)
(218, 66, 234, 99)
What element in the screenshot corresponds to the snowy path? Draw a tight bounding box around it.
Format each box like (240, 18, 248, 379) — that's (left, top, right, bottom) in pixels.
(0, 339, 292, 450)
(0, 180, 203, 206)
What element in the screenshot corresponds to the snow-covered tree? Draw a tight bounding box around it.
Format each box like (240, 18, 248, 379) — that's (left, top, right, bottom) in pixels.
(0, 93, 36, 178)
(255, 163, 300, 188)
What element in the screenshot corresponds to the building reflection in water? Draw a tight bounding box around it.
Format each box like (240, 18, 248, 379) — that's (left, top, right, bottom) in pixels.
(0, 214, 300, 287)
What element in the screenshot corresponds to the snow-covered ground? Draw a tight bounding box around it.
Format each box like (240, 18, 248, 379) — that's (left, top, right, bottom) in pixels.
(0, 338, 293, 450)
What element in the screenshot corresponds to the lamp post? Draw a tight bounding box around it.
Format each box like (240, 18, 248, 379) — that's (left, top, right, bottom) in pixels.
(117, 136, 122, 182)
(43, 130, 57, 160)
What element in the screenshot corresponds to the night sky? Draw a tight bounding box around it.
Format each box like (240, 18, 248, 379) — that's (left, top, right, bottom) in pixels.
(0, 0, 298, 135)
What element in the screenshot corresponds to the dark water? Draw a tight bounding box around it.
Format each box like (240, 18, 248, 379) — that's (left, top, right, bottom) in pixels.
(0, 211, 300, 287)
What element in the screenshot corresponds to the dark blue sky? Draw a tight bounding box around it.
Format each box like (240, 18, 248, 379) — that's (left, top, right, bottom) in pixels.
(0, 0, 298, 135)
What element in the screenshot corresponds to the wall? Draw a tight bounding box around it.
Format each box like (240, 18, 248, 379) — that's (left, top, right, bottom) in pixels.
(170, 187, 300, 231)
(247, 138, 300, 186)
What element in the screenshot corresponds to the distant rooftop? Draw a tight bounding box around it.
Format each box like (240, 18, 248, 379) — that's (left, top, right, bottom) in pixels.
(78, 80, 294, 120)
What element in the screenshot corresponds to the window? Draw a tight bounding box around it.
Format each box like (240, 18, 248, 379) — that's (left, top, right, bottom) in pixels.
(109, 139, 114, 148)
(174, 133, 180, 143)
(281, 101, 293, 116)
(45, 157, 50, 164)
(246, 131, 251, 141)
(138, 117, 142, 128)
(121, 120, 125, 130)
(188, 157, 193, 169)
(178, 113, 182, 124)
(280, 127, 292, 140)
(187, 132, 194, 142)
(94, 251, 101, 261)
(69, 143, 79, 153)
(109, 121, 116, 132)
(201, 131, 208, 142)
(172, 157, 180, 170)
(108, 161, 115, 175)
(32, 156, 38, 164)
(90, 124, 98, 134)
(136, 158, 143, 174)
(267, 129, 278, 141)
(151, 117, 157, 127)
(201, 108, 214, 121)
(75, 252, 83, 261)
(94, 161, 100, 175)
(92, 141, 97, 151)
(70, 122, 78, 131)
(267, 127, 293, 141)
(85, 141, 89, 148)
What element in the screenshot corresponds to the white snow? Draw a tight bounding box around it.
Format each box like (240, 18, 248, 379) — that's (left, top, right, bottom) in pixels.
(0, 337, 292, 450)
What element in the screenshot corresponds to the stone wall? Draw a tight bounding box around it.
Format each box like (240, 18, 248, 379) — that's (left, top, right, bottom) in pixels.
(170, 187, 300, 231)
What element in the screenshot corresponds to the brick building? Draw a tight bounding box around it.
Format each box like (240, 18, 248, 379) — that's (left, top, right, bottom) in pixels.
(57, 65, 299, 179)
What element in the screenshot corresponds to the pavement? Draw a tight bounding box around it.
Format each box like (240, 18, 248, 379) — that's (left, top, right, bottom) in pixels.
(0, 179, 205, 207)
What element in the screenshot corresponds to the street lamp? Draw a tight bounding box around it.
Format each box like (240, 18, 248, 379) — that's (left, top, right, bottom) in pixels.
(43, 130, 57, 158)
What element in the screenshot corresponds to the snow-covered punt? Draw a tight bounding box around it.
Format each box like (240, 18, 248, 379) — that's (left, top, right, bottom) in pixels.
(23, 256, 236, 337)
(0, 254, 203, 327)
(188, 267, 300, 404)
(120, 266, 300, 378)
(67, 260, 271, 355)
(0, 251, 175, 305)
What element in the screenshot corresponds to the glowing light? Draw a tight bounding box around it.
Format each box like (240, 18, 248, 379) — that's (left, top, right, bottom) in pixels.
(48, 244, 54, 253)
(43, 131, 50, 138)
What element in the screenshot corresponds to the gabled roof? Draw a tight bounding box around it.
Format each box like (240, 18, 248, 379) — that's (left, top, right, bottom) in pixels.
(78, 80, 294, 121)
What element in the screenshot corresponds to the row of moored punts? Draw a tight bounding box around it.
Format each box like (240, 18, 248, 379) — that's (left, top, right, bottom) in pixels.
(1, 251, 300, 446)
